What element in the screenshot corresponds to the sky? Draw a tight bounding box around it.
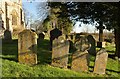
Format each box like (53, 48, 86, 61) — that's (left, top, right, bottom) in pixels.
(22, 1, 39, 21)
(22, 0, 100, 33)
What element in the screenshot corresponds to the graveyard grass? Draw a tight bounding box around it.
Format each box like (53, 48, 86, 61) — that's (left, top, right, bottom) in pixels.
(1, 37, 119, 78)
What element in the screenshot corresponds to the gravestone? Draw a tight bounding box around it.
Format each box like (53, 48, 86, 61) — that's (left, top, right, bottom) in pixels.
(93, 48, 108, 74)
(74, 36, 90, 52)
(87, 35, 96, 56)
(18, 29, 37, 66)
(38, 32, 45, 40)
(71, 50, 89, 72)
(71, 36, 90, 72)
(4, 30, 12, 40)
(52, 35, 69, 68)
(50, 28, 62, 50)
(70, 34, 75, 43)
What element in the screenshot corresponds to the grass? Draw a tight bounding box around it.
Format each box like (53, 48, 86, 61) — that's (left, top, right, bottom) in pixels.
(1, 37, 119, 78)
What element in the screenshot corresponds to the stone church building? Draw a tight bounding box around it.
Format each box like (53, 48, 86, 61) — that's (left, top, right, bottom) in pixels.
(0, 0, 25, 33)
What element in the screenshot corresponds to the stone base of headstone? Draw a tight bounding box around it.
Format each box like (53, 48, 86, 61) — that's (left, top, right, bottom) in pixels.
(97, 41, 106, 48)
(93, 48, 108, 74)
(18, 52, 37, 66)
(71, 50, 89, 72)
(52, 37, 69, 68)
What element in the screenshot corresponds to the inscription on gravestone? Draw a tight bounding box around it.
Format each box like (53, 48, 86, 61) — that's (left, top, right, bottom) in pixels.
(18, 29, 37, 66)
(52, 35, 69, 68)
(93, 48, 108, 74)
(71, 36, 90, 72)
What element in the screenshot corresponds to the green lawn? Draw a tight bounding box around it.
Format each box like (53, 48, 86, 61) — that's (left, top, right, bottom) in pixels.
(1, 38, 119, 78)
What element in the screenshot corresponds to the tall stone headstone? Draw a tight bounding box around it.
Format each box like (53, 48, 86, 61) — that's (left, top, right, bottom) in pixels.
(4, 30, 12, 40)
(18, 29, 37, 66)
(87, 35, 96, 56)
(50, 28, 62, 50)
(93, 48, 108, 74)
(52, 35, 69, 68)
(38, 32, 45, 40)
(71, 36, 90, 72)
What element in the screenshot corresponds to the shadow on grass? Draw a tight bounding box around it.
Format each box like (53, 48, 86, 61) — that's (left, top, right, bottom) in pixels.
(88, 65, 120, 75)
(2, 39, 18, 62)
(106, 68, 120, 74)
(89, 66, 94, 72)
(108, 54, 117, 60)
(107, 50, 115, 53)
(37, 39, 52, 64)
(2, 39, 52, 65)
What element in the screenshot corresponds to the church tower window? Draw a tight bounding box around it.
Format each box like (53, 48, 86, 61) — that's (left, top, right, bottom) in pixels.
(11, 10, 18, 25)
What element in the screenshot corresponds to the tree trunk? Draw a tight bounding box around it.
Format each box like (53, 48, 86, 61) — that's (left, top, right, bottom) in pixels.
(98, 21, 104, 42)
(99, 28, 103, 42)
(115, 28, 120, 58)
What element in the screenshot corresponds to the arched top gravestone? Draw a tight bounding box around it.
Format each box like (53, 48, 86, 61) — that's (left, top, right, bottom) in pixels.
(50, 28, 62, 40)
(87, 35, 96, 56)
(4, 30, 12, 40)
(38, 32, 45, 40)
(18, 29, 37, 66)
(50, 28, 62, 50)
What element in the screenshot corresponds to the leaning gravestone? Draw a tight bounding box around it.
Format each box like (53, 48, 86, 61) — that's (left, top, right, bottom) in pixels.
(18, 29, 37, 66)
(4, 30, 12, 40)
(52, 35, 69, 68)
(71, 36, 90, 72)
(93, 48, 108, 74)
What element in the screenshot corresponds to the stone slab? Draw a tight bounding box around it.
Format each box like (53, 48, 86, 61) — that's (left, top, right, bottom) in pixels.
(93, 48, 108, 74)
(18, 29, 37, 66)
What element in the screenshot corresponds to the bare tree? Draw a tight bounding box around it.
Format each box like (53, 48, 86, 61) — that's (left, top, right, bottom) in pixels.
(36, 2, 49, 22)
(22, 5, 34, 29)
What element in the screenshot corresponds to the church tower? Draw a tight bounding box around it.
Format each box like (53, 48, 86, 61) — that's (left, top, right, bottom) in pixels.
(1, 0, 25, 33)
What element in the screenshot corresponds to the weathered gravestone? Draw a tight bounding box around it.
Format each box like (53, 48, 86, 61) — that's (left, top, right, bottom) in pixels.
(18, 29, 37, 66)
(74, 36, 90, 52)
(70, 34, 76, 44)
(71, 36, 90, 72)
(52, 35, 69, 68)
(93, 48, 108, 74)
(38, 32, 45, 40)
(4, 30, 12, 40)
(71, 50, 89, 72)
(87, 35, 96, 56)
(50, 28, 62, 50)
